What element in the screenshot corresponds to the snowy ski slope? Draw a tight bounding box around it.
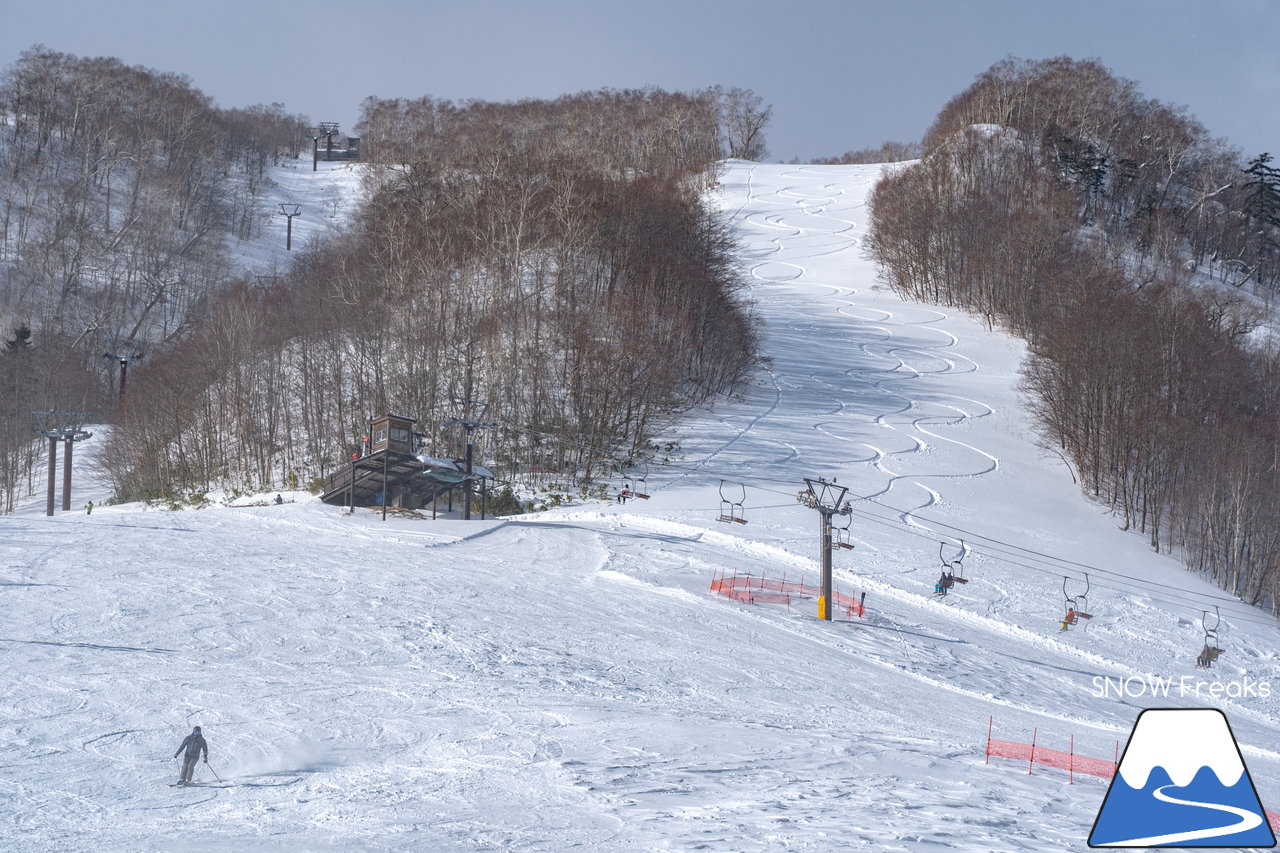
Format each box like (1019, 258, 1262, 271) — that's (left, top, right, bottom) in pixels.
(2, 161, 1278, 852)
(235, 156, 364, 278)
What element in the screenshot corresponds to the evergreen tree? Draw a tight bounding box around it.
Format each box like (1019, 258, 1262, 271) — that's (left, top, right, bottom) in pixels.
(1242, 153, 1280, 287)
(1243, 153, 1280, 228)
(4, 324, 33, 352)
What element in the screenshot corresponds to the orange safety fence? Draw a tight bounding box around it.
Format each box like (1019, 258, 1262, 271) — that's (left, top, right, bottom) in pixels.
(710, 568, 865, 618)
(984, 717, 1119, 784)
(985, 717, 1280, 831)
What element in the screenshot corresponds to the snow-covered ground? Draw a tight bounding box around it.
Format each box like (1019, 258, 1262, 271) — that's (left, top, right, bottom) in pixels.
(2, 162, 1278, 852)
(234, 156, 364, 279)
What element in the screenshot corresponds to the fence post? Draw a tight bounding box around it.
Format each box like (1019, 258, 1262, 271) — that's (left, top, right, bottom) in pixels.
(1029, 727, 1037, 775)
(985, 716, 993, 765)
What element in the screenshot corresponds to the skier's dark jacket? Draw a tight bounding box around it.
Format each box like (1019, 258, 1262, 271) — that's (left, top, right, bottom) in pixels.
(176, 732, 208, 761)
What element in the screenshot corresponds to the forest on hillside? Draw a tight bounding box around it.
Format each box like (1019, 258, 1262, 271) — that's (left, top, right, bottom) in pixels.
(866, 57, 1280, 611)
(0, 46, 309, 511)
(0, 47, 767, 507)
(101, 87, 764, 502)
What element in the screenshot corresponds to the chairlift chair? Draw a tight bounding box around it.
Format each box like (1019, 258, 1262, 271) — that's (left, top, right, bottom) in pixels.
(630, 464, 650, 500)
(616, 463, 649, 501)
(1059, 573, 1094, 630)
(717, 480, 748, 524)
(1196, 607, 1225, 668)
(832, 512, 855, 550)
(613, 465, 632, 503)
(934, 541, 968, 596)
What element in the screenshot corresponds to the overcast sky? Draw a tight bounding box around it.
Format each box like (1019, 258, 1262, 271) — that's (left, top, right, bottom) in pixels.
(2, 0, 1277, 162)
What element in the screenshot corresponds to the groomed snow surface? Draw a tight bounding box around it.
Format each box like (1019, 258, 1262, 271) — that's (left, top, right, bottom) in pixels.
(3, 162, 1278, 852)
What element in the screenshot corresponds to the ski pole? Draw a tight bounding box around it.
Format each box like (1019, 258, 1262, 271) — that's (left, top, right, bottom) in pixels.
(205, 762, 222, 782)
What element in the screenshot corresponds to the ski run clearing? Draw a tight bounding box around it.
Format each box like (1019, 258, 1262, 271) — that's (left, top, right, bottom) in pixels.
(2, 161, 1279, 852)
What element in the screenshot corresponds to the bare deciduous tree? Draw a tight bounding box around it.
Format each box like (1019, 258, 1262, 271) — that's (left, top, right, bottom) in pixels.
(870, 55, 1280, 612)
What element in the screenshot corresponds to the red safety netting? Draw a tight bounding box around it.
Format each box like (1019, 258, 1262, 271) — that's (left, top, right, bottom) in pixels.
(710, 569, 865, 618)
(986, 718, 1280, 829)
(986, 738, 1032, 763)
(985, 718, 1118, 783)
(1073, 753, 1125, 780)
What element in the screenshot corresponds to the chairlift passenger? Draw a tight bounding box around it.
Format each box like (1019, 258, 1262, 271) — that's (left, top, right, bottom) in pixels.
(934, 541, 967, 596)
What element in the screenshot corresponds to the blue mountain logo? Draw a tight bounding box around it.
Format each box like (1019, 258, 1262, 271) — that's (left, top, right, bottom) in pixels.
(1089, 708, 1276, 847)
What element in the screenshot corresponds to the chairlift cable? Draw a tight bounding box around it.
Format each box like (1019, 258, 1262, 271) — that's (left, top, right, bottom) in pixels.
(502, 425, 1278, 627)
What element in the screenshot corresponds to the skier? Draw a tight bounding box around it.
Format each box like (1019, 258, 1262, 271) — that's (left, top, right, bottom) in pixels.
(85, 501, 93, 515)
(172, 726, 208, 786)
(274, 494, 283, 505)
(1060, 608, 1077, 631)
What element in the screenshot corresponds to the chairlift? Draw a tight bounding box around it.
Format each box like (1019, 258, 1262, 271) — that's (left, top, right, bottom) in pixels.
(717, 480, 748, 525)
(630, 464, 650, 500)
(1196, 606, 1225, 668)
(832, 512, 855, 550)
(612, 463, 631, 503)
(934, 540, 969, 596)
(615, 463, 649, 502)
(1059, 573, 1094, 631)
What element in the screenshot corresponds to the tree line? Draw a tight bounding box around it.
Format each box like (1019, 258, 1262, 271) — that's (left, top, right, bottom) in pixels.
(99, 87, 764, 502)
(866, 56, 1280, 612)
(809, 140, 921, 165)
(0, 46, 309, 511)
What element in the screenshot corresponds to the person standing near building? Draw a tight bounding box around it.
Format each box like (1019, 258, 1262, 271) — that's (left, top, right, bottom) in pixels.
(172, 726, 208, 786)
